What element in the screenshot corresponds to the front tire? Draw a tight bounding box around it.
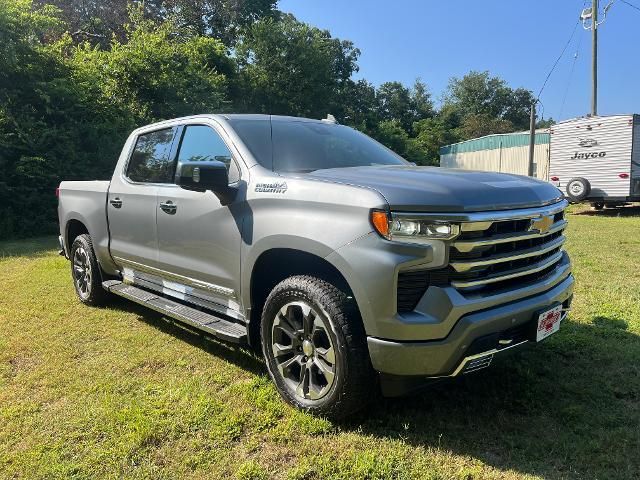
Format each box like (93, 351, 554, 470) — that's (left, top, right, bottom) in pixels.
(70, 234, 109, 306)
(260, 275, 375, 419)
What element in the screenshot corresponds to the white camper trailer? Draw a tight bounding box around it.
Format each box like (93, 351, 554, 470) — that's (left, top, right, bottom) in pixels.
(549, 114, 640, 207)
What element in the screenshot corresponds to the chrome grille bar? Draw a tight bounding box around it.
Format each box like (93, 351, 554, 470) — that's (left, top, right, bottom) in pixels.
(452, 220, 567, 253)
(450, 236, 566, 273)
(395, 200, 569, 306)
(445, 200, 568, 292)
(451, 251, 564, 289)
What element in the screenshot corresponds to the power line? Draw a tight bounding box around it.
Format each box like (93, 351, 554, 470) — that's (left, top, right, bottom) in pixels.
(537, 19, 580, 100)
(559, 26, 585, 119)
(619, 0, 640, 12)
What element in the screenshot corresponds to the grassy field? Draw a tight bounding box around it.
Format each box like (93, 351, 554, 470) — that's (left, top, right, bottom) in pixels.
(1, 207, 639, 479)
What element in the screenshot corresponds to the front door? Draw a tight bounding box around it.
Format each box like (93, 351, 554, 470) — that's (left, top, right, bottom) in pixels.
(108, 126, 178, 269)
(155, 124, 244, 311)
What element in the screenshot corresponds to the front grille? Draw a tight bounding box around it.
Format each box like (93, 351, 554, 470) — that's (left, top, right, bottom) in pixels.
(396, 202, 568, 312)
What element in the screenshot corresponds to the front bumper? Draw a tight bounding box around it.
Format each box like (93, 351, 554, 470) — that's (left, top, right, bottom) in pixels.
(367, 272, 574, 377)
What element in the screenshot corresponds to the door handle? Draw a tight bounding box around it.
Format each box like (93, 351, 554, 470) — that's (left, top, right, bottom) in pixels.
(110, 197, 123, 208)
(159, 200, 177, 214)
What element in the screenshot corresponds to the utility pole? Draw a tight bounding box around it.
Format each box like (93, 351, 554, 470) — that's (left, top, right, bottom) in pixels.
(528, 101, 536, 177)
(591, 0, 598, 116)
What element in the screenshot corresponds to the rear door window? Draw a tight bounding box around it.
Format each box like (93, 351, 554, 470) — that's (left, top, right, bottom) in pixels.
(127, 128, 177, 183)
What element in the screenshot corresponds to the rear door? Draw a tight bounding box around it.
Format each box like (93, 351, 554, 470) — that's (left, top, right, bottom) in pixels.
(155, 123, 244, 311)
(108, 127, 178, 269)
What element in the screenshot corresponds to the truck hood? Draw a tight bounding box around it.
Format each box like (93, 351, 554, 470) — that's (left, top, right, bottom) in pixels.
(307, 165, 564, 212)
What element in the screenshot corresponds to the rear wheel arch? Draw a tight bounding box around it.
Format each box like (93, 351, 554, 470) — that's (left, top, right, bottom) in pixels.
(65, 219, 113, 282)
(248, 248, 360, 348)
(66, 219, 89, 253)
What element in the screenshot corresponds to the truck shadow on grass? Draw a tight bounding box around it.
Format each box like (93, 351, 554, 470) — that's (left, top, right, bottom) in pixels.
(359, 318, 640, 479)
(110, 296, 639, 479)
(573, 205, 640, 217)
(109, 295, 266, 377)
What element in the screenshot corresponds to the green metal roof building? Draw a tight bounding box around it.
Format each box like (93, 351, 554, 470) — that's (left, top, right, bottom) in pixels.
(439, 131, 550, 179)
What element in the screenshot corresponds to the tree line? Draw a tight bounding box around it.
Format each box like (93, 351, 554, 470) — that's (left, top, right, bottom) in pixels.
(0, 0, 549, 239)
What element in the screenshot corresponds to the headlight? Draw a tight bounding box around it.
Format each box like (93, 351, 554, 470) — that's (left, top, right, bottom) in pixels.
(371, 210, 460, 243)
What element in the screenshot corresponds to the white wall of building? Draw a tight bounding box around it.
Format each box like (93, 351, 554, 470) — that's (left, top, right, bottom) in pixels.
(440, 143, 549, 180)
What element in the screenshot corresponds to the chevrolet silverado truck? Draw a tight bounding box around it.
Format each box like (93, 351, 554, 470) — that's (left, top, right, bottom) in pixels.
(58, 114, 574, 418)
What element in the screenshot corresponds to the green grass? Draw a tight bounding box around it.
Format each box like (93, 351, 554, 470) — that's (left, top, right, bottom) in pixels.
(1, 208, 639, 479)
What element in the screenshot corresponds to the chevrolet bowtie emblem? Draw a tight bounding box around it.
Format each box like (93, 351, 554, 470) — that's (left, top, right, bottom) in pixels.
(529, 215, 554, 234)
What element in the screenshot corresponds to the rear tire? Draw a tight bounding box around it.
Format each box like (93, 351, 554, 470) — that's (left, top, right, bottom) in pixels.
(592, 202, 605, 210)
(70, 234, 109, 306)
(260, 275, 375, 419)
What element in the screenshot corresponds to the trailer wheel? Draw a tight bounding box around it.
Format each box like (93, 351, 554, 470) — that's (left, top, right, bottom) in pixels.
(566, 177, 591, 202)
(592, 202, 605, 210)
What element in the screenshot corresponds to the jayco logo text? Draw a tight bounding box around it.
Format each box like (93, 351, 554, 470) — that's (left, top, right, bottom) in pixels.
(570, 151, 607, 159)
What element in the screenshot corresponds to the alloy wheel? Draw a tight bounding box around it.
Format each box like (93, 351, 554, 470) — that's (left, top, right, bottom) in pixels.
(72, 246, 92, 297)
(271, 301, 337, 400)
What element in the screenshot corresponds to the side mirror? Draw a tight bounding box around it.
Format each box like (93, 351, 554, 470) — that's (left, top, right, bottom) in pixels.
(176, 160, 229, 192)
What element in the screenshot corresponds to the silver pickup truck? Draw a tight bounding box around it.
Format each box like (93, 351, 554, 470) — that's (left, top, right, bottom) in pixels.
(58, 114, 574, 418)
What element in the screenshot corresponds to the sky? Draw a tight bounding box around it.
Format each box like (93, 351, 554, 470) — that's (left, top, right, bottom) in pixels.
(277, 0, 640, 122)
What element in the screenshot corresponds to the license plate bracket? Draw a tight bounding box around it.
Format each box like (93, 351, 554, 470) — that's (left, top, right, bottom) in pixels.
(533, 303, 563, 342)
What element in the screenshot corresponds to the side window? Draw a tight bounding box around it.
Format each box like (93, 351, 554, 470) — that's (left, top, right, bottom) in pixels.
(127, 128, 176, 183)
(177, 125, 239, 183)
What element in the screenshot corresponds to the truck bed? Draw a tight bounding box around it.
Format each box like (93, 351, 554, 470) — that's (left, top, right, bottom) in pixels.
(57, 181, 112, 270)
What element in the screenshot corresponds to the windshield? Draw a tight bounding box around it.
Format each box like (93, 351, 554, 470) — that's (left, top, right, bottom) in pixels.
(228, 118, 408, 173)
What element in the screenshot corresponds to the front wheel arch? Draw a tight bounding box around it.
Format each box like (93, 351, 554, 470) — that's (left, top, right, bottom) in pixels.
(248, 248, 360, 349)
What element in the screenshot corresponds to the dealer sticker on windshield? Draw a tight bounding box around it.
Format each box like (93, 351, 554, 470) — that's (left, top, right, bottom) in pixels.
(535, 304, 563, 342)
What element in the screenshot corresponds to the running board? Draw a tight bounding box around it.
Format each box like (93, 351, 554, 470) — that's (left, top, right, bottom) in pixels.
(103, 280, 247, 343)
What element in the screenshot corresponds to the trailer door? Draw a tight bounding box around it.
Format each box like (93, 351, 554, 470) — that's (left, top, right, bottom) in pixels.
(632, 115, 640, 197)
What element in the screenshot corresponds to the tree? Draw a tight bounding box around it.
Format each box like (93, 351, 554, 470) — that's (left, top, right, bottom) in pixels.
(34, 0, 277, 47)
(339, 79, 380, 134)
(162, 0, 277, 45)
(68, 11, 234, 122)
(236, 14, 359, 118)
(373, 120, 425, 164)
(411, 79, 435, 121)
(0, 0, 93, 237)
(456, 113, 514, 139)
(376, 80, 434, 133)
(536, 117, 555, 129)
(33, 0, 143, 46)
(503, 87, 535, 129)
(413, 106, 461, 165)
(445, 71, 535, 138)
(0, 1, 235, 239)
